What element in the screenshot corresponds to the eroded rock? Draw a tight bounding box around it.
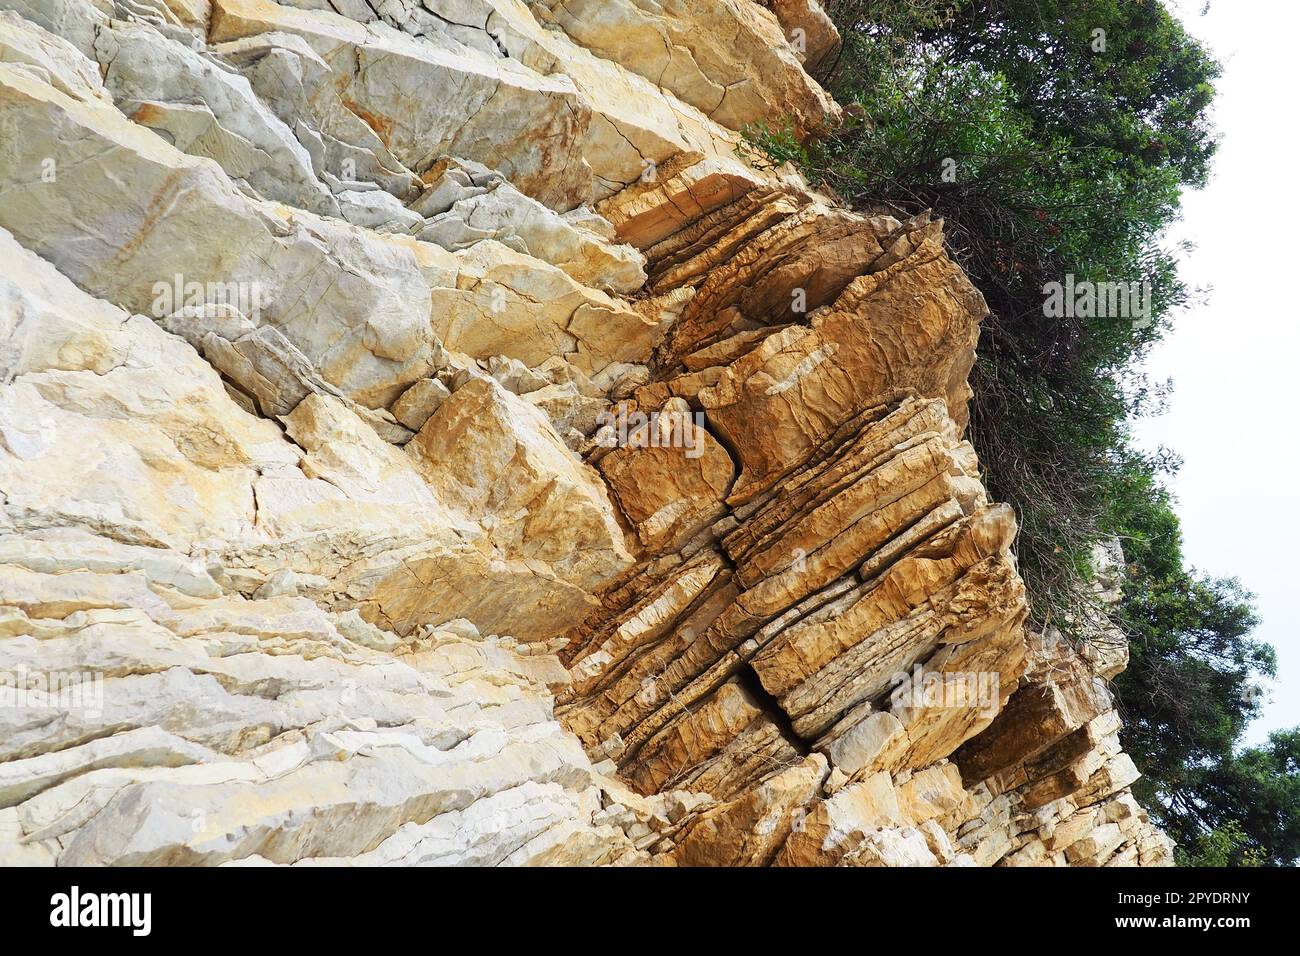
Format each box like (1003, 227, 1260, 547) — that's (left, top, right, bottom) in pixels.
(0, 0, 1168, 868)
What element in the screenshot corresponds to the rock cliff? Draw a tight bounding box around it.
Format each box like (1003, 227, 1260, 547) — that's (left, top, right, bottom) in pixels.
(0, 0, 1172, 866)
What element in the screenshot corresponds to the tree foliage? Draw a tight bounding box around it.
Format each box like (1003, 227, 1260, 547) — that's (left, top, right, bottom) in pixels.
(1162, 730, 1300, 867)
(1106, 470, 1293, 864)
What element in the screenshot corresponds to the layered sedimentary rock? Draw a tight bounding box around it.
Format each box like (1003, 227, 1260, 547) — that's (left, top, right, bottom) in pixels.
(0, 0, 1169, 866)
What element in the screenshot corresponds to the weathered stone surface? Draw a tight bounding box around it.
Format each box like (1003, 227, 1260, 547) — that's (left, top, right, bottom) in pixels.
(667, 753, 826, 866)
(0, 0, 1167, 867)
(412, 157, 647, 294)
(761, 0, 840, 74)
(598, 398, 736, 551)
(693, 221, 987, 503)
(956, 664, 1109, 784)
(535, 0, 839, 137)
(406, 376, 632, 590)
(209, 0, 594, 210)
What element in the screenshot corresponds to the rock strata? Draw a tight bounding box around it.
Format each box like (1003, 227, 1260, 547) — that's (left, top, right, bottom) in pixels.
(0, 0, 1169, 866)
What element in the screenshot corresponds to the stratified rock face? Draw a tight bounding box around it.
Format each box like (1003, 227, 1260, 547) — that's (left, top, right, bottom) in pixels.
(0, 0, 1169, 866)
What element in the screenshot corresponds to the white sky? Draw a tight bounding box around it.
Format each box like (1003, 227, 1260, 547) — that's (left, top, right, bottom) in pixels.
(1133, 0, 1300, 744)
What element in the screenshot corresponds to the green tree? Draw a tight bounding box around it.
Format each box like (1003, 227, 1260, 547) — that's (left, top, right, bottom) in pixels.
(1170, 732, 1300, 866)
(1114, 572, 1269, 789)
(1102, 454, 1292, 863)
(1176, 821, 1266, 868)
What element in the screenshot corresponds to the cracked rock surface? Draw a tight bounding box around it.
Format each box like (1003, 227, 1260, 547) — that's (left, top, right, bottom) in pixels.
(0, 0, 1170, 866)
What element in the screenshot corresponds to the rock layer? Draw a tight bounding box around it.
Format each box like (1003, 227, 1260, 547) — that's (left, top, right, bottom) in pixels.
(0, 0, 1169, 866)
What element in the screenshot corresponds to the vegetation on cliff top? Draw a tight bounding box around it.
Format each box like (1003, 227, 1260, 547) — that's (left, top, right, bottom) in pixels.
(749, 0, 1295, 864)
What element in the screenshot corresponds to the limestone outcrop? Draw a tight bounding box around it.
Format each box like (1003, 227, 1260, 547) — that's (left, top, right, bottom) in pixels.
(0, 0, 1170, 866)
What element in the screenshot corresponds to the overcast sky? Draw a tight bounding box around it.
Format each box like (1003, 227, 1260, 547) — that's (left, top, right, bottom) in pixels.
(1133, 0, 1300, 744)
